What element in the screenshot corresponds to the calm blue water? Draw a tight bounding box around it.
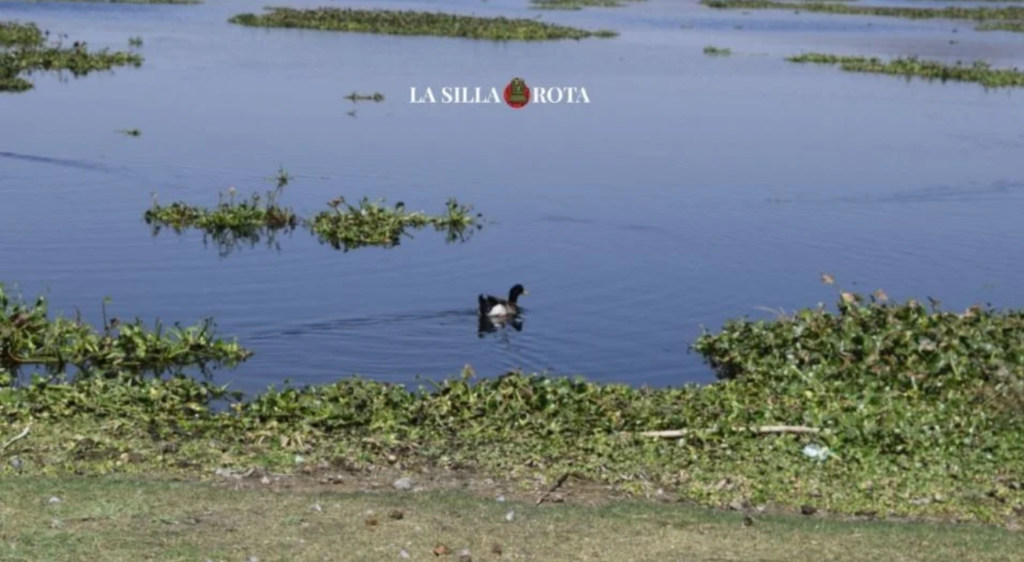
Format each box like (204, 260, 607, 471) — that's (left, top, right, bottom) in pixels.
(2, 0, 1023, 392)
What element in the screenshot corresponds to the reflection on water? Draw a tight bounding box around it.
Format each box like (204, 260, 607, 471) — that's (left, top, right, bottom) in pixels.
(1, 0, 1023, 392)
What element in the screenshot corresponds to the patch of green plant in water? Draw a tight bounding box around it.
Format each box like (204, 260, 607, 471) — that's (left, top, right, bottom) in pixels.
(118, 128, 141, 137)
(700, 0, 1024, 27)
(228, 7, 618, 40)
(2, 278, 1022, 524)
(0, 21, 44, 48)
(144, 168, 484, 254)
(0, 75, 31, 91)
(703, 45, 732, 56)
(0, 21, 142, 93)
(788, 53, 1024, 88)
(344, 91, 384, 102)
(309, 197, 483, 251)
(977, 21, 1024, 31)
(0, 285, 252, 381)
(128, 36, 143, 48)
(144, 167, 300, 256)
(529, 0, 645, 11)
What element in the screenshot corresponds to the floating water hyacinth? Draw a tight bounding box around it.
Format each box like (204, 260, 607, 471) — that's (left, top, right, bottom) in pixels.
(228, 7, 619, 40)
(0, 21, 143, 93)
(787, 53, 1024, 89)
(702, 0, 1024, 35)
(531, 0, 646, 9)
(145, 168, 484, 255)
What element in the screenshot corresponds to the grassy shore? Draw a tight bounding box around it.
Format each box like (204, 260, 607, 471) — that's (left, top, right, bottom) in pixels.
(788, 53, 1024, 88)
(2, 476, 1022, 562)
(3, 276, 1024, 528)
(229, 7, 618, 40)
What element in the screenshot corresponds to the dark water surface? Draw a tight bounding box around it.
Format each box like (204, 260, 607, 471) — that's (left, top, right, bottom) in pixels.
(1, 0, 1023, 392)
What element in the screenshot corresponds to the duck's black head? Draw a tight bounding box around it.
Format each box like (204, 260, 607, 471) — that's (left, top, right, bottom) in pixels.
(509, 284, 528, 302)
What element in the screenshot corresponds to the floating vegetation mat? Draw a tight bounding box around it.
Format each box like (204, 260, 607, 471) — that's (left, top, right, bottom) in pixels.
(0, 285, 251, 381)
(701, 0, 1024, 32)
(788, 53, 1024, 88)
(977, 21, 1024, 31)
(2, 276, 1023, 524)
(309, 197, 483, 251)
(703, 45, 732, 56)
(143, 168, 484, 255)
(530, 0, 645, 10)
(228, 7, 618, 40)
(344, 91, 384, 102)
(1, 21, 142, 92)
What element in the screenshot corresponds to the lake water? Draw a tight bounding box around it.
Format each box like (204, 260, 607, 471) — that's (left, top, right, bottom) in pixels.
(2, 0, 1023, 392)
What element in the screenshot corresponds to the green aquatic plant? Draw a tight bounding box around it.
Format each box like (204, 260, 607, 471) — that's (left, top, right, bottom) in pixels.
(692, 276, 1024, 460)
(0, 21, 142, 93)
(700, 0, 1024, 28)
(228, 7, 618, 40)
(0, 72, 32, 92)
(144, 170, 484, 254)
(271, 164, 292, 189)
(118, 128, 141, 137)
(145, 178, 300, 256)
(128, 36, 143, 47)
(529, 0, 645, 10)
(977, 21, 1024, 31)
(0, 21, 45, 48)
(787, 53, 1024, 88)
(0, 285, 251, 380)
(145, 186, 298, 233)
(344, 91, 384, 102)
(703, 45, 732, 56)
(309, 197, 483, 251)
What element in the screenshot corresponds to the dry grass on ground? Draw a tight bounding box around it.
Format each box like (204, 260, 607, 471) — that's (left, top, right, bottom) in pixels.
(1, 475, 1022, 562)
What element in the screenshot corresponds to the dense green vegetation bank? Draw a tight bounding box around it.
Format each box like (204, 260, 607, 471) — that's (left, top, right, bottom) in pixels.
(3, 281, 1023, 525)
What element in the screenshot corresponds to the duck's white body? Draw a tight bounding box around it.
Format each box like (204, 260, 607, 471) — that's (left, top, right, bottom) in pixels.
(486, 304, 509, 317)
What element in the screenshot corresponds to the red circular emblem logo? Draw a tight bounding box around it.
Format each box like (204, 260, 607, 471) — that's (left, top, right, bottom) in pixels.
(504, 77, 530, 109)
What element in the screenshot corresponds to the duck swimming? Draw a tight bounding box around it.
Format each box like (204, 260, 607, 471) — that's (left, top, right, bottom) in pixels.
(478, 284, 527, 318)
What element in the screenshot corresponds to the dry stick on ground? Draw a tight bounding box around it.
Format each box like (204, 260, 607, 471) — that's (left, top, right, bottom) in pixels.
(634, 425, 821, 438)
(537, 472, 571, 505)
(1, 423, 32, 453)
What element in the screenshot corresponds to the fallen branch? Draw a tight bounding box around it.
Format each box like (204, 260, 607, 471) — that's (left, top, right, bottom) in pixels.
(536, 471, 571, 505)
(1, 423, 32, 452)
(633, 425, 821, 439)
